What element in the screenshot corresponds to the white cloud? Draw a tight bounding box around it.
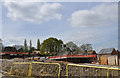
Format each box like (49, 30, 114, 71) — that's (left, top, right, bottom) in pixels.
(68, 3, 117, 27)
(3, 36, 49, 47)
(60, 30, 95, 46)
(4, 1, 63, 24)
(3, 37, 25, 46)
(4, 0, 120, 2)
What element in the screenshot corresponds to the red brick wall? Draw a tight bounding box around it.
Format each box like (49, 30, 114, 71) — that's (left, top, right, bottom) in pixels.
(111, 49, 118, 55)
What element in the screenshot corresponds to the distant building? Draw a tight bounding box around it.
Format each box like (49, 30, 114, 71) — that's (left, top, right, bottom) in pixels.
(12, 45, 24, 51)
(98, 48, 118, 56)
(0, 52, 28, 59)
(97, 48, 118, 60)
(50, 54, 97, 63)
(4, 46, 17, 52)
(87, 50, 96, 55)
(97, 48, 119, 65)
(32, 51, 40, 54)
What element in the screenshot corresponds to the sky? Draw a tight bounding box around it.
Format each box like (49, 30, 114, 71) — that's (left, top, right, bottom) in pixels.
(1, 0, 118, 52)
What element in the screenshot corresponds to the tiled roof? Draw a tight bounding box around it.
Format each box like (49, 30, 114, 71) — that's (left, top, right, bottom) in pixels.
(98, 48, 115, 54)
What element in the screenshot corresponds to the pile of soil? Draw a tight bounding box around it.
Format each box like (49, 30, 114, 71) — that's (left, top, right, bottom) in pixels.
(2, 59, 13, 73)
(11, 64, 30, 76)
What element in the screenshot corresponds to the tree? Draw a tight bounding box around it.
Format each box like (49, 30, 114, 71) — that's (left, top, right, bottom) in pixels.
(65, 41, 80, 54)
(37, 39, 40, 50)
(24, 39, 28, 52)
(4, 46, 17, 52)
(40, 37, 63, 55)
(18, 48, 24, 52)
(31, 47, 35, 51)
(80, 43, 93, 54)
(57, 40, 63, 52)
(30, 40, 32, 51)
(28, 40, 32, 56)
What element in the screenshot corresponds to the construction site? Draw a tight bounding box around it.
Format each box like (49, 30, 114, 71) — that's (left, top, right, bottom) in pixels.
(0, 47, 120, 78)
(0, 0, 120, 77)
(1, 51, 120, 78)
(0, 37, 120, 78)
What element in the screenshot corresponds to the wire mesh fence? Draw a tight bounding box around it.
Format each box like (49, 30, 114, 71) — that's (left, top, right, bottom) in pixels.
(10, 62, 30, 77)
(10, 62, 61, 78)
(30, 62, 61, 77)
(66, 64, 120, 78)
(109, 68, 120, 78)
(10, 62, 120, 78)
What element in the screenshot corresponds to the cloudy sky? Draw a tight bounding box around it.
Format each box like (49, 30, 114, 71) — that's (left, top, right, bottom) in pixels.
(1, 1, 118, 52)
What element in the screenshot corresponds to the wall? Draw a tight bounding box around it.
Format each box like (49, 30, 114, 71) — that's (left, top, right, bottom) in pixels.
(100, 56, 108, 65)
(108, 56, 115, 65)
(111, 50, 118, 55)
(101, 55, 119, 66)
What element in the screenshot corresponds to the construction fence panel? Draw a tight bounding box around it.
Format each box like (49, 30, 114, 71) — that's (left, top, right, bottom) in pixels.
(66, 64, 120, 78)
(9, 62, 120, 78)
(10, 62, 30, 77)
(108, 68, 120, 77)
(10, 62, 61, 78)
(29, 62, 61, 78)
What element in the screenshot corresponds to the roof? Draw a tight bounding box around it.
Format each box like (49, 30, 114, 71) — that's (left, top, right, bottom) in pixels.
(50, 54, 96, 60)
(0, 52, 28, 55)
(98, 48, 115, 54)
(12, 45, 24, 50)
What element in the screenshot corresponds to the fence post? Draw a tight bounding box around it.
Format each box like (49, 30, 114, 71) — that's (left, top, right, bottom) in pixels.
(10, 63, 14, 75)
(58, 64, 61, 78)
(107, 69, 109, 78)
(66, 64, 68, 78)
(28, 62, 32, 77)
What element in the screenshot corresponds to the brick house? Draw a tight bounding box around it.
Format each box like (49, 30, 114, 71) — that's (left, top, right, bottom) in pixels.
(98, 48, 118, 57)
(97, 48, 119, 65)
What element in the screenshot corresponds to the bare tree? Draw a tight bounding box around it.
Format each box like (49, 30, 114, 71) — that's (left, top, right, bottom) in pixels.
(80, 43, 93, 54)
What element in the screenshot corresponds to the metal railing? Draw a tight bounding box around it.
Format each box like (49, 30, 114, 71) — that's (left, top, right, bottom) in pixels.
(10, 62, 30, 77)
(66, 63, 120, 78)
(10, 62, 120, 78)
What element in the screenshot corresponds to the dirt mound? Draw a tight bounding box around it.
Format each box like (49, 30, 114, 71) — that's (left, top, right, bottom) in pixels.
(2, 59, 13, 73)
(13, 58, 24, 62)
